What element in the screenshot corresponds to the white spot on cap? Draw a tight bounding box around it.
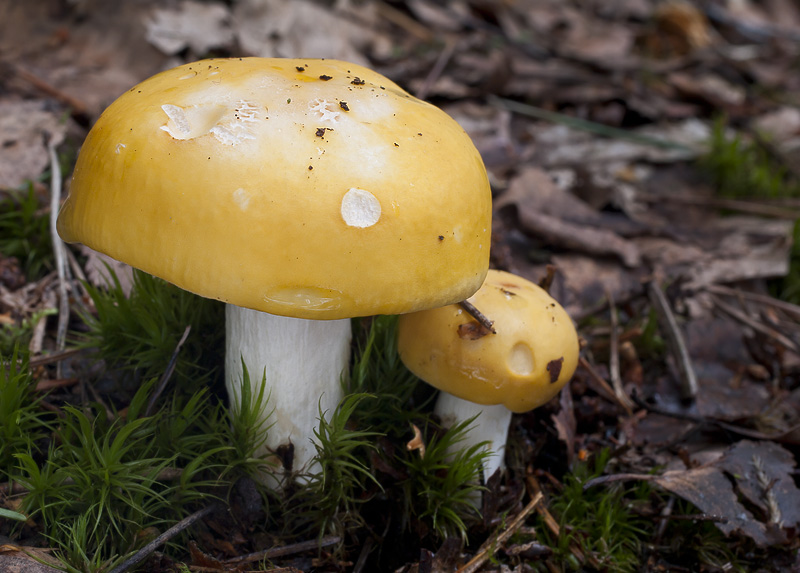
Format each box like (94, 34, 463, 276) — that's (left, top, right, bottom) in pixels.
(115, 143, 126, 154)
(159, 100, 258, 145)
(233, 188, 251, 211)
(309, 99, 340, 123)
(161, 104, 192, 138)
(341, 188, 381, 228)
(508, 342, 534, 376)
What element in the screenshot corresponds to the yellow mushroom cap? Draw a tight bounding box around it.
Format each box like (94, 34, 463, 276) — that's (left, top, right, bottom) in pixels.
(398, 270, 579, 413)
(57, 58, 491, 319)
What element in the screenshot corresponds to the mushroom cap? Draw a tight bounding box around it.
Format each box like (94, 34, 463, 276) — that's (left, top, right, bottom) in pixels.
(398, 270, 579, 413)
(57, 58, 491, 319)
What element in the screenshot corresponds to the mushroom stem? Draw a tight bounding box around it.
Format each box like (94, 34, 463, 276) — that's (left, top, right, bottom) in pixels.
(434, 391, 513, 483)
(225, 305, 350, 486)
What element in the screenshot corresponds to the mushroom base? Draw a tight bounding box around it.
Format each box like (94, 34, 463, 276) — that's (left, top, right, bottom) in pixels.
(434, 392, 513, 483)
(225, 306, 351, 486)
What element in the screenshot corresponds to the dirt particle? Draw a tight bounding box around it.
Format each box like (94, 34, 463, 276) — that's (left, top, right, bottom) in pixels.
(319, 74, 333, 81)
(339, 101, 350, 111)
(458, 321, 492, 340)
(547, 358, 564, 383)
(351, 77, 366, 85)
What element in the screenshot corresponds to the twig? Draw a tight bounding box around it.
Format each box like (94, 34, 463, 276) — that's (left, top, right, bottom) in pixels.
(605, 288, 634, 413)
(352, 535, 375, 573)
(224, 535, 341, 565)
(655, 495, 675, 541)
(109, 502, 223, 573)
(647, 282, 698, 402)
(375, 2, 434, 41)
(640, 193, 800, 220)
(457, 492, 543, 573)
(145, 325, 192, 417)
(629, 391, 800, 441)
(538, 264, 556, 294)
(459, 300, 496, 334)
(706, 284, 800, 321)
(416, 37, 457, 100)
(488, 95, 693, 151)
(12, 65, 90, 123)
(47, 135, 70, 380)
(578, 356, 633, 415)
(28, 347, 84, 368)
(711, 294, 799, 353)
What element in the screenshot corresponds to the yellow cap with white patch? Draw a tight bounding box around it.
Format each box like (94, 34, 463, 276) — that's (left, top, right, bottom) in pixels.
(397, 270, 580, 413)
(57, 58, 491, 319)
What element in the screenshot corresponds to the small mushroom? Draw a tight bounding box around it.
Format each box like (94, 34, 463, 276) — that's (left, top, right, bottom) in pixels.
(57, 58, 491, 485)
(397, 270, 579, 481)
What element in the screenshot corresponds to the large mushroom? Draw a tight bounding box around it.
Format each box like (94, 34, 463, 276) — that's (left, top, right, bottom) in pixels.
(57, 58, 491, 484)
(397, 270, 579, 481)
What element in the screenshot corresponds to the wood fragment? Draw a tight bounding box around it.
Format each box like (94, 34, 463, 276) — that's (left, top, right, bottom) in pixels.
(707, 284, 800, 321)
(538, 264, 556, 294)
(578, 356, 633, 415)
(459, 299, 496, 334)
(456, 492, 543, 573)
(712, 295, 799, 353)
(606, 287, 635, 413)
(108, 503, 223, 573)
(48, 136, 70, 379)
(647, 282, 698, 402)
(416, 37, 457, 100)
(224, 535, 341, 565)
(144, 325, 192, 417)
(12, 65, 90, 122)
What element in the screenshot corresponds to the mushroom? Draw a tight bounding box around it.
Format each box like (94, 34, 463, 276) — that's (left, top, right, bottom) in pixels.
(397, 269, 579, 481)
(57, 58, 491, 484)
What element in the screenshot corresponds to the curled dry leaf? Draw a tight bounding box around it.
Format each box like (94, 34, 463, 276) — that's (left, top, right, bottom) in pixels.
(145, 0, 234, 56)
(0, 101, 66, 190)
(406, 423, 426, 459)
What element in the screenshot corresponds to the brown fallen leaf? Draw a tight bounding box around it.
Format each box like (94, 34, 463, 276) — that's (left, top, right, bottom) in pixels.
(586, 440, 800, 547)
(406, 423, 426, 459)
(495, 167, 641, 268)
(0, 544, 62, 572)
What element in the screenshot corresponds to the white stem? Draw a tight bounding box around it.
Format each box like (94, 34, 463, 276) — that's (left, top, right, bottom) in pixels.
(225, 305, 350, 485)
(434, 392, 513, 483)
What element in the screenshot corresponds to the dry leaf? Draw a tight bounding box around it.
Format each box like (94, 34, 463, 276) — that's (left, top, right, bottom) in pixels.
(233, 0, 376, 66)
(145, 0, 233, 56)
(406, 424, 426, 459)
(496, 167, 642, 267)
(80, 245, 134, 296)
(0, 101, 66, 190)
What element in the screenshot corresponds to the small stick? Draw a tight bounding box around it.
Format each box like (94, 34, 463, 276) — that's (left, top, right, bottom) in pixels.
(108, 502, 223, 573)
(459, 300, 496, 334)
(224, 535, 341, 565)
(416, 37, 457, 100)
(145, 325, 192, 417)
(605, 288, 634, 413)
(28, 347, 84, 368)
(538, 264, 556, 294)
(712, 295, 799, 353)
(457, 492, 543, 573)
(647, 282, 698, 402)
(578, 356, 633, 415)
(13, 65, 90, 122)
(47, 135, 70, 380)
(706, 284, 800, 321)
